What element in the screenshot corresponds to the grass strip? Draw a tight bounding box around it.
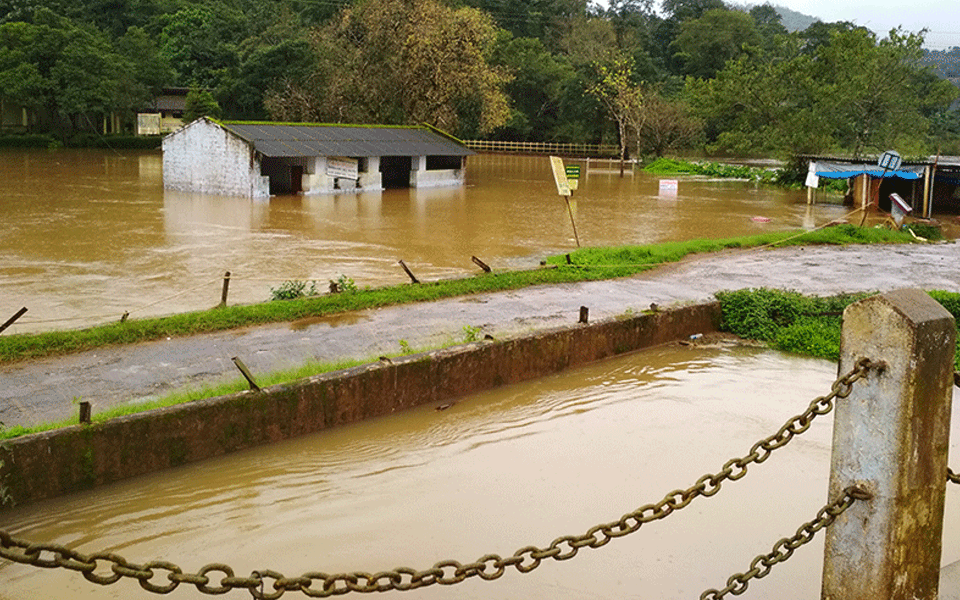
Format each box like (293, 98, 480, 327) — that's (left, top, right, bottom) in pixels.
(717, 288, 960, 371)
(0, 225, 921, 365)
(0, 339, 450, 441)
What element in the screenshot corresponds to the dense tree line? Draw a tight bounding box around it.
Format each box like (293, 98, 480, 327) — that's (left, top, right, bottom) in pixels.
(1, 0, 957, 156)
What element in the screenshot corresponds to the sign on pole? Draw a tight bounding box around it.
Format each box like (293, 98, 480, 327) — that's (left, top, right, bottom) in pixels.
(805, 161, 819, 188)
(550, 156, 571, 196)
(878, 150, 902, 172)
(565, 165, 581, 191)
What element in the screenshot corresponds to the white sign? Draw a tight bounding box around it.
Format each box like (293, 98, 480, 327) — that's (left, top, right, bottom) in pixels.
(805, 161, 819, 188)
(137, 113, 161, 136)
(659, 179, 679, 196)
(878, 150, 902, 172)
(549, 156, 571, 196)
(326, 157, 359, 179)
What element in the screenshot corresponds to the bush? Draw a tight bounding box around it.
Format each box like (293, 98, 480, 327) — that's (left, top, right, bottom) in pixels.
(717, 288, 960, 367)
(0, 134, 58, 148)
(269, 280, 319, 301)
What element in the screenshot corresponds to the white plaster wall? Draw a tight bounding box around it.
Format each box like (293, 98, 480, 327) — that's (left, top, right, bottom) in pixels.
(358, 156, 383, 191)
(410, 169, 465, 188)
(162, 119, 267, 197)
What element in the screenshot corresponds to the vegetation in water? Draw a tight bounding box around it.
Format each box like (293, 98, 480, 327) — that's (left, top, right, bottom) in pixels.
(717, 288, 960, 371)
(643, 157, 779, 183)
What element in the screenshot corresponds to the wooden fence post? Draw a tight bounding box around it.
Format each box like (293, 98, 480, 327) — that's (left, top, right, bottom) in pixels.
(219, 271, 231, 308)
(822, 289, 955, 600)
(0, 307, 27, 334)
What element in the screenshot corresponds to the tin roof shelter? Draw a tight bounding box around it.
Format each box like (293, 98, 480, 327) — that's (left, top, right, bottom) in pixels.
(802, 155, 960, 216)
(162, 118, 474, 197)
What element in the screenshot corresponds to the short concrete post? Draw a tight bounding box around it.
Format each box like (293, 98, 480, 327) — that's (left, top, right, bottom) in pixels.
(78, 401, 91, 425)
(822, 289, 955, 600)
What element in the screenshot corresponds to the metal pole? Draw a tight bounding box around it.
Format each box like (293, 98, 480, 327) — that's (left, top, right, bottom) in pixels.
(822, 289, 954, 600)
(564, 198, 581, 248)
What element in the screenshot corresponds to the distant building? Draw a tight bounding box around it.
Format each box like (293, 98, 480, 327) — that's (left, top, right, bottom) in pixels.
(138, 88, 191, 135)
(161, 118, 473, 197)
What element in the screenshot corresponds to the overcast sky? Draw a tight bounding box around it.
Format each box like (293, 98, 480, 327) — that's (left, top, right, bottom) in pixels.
(761, 1, 959, 49)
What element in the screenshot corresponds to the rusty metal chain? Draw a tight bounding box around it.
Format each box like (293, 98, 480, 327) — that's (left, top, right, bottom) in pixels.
(699, 485, 872, 600)
(949, 468, 960, 484)
(0, 359, 879, 598)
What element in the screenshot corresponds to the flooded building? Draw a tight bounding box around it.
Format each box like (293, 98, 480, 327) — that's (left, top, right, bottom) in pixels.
(161, 117, 473, 197)
(804, 155, 960, 215)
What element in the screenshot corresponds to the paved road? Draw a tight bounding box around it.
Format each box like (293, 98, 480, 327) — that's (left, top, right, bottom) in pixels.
(2, 242, 959, 427)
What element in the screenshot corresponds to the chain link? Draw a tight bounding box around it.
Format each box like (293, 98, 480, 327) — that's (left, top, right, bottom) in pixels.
(0, 359, 879, 598)
(699, 485, 872, 600)
(950, 468, 960, 485)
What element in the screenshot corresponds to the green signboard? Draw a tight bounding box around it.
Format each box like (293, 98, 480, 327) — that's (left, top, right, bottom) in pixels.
(565, 165, 581, 179)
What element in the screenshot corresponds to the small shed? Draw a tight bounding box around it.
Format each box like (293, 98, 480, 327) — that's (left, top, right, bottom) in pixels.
(802, 155, 957, 216)
(162, 118, 474, 197)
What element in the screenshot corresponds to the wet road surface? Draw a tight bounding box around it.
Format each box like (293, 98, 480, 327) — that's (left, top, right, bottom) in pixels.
(1, 242, 958, 427)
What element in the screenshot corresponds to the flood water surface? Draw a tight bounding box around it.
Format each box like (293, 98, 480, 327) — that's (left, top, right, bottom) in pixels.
(2, 344, 958, 599)
(1, 150, 873, 332)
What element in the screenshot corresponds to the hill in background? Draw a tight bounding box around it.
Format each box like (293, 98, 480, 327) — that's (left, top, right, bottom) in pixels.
(732, 3, 819, 32)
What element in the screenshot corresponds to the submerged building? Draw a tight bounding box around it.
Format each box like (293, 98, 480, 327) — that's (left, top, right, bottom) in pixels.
(161, 118, 473, 197)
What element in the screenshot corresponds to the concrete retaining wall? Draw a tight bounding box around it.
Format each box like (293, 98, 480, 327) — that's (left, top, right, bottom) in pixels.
(0, 302, 720, 508)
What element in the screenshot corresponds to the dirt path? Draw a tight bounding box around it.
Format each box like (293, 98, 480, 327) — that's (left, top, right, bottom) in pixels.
(2, 242, 958, 427)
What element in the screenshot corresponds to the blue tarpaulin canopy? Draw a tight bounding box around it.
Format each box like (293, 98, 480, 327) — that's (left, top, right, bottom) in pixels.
(811, 160, 925, 180)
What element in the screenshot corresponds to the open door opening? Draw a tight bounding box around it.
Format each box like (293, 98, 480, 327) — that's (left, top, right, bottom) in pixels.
(380, 156, 412, 189)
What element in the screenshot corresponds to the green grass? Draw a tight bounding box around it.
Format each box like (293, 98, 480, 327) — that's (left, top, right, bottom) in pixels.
(0, 338, 452, 441)
(0, 225, 921, 366)
(717, 288, 960, 371)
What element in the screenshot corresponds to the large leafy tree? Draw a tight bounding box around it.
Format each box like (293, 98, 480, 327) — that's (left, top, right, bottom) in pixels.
(0, 9, 148, 133)
(673, 8, 760, 79)
(687, 27, 959, 157)
(157, 5, 247, 88)
(489, 34, 577, 141)
(266, 0, 510, 135)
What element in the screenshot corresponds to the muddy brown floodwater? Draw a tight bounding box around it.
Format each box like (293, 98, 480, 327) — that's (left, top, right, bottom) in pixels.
(5, 149, 946, 333)
(1, 344, 958, 599)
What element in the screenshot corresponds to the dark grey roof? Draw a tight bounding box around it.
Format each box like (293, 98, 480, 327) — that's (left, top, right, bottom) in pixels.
(220, 122, 474, 158)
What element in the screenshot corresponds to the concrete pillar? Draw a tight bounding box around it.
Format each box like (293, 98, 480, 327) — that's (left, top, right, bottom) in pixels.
(822, 289, 955, 600)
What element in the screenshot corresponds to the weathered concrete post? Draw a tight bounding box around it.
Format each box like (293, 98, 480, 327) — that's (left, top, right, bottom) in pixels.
(822, 289, 955, 600)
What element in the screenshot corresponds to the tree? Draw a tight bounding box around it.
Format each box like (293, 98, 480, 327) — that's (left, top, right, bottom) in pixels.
(813, 28, 953, 156)
(686, 27, 959, 157)
(157, 6, 246, 88)
(587, 55, 643, 173)
(489, 34, 577, 141)
(266, 0, 510, 135)
(661, 0, 725, 22)
(183, 89, 221, 122)
(634, 87, 702, 156)
(673, 8, 760, 79)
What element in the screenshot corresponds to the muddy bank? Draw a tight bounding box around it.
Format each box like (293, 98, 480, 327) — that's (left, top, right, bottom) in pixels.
(1, 242, 958, 427)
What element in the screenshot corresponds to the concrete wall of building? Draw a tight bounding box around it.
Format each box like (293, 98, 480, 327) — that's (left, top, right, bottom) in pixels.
(162, 118, 268, 197)
(409, 154, 466, 188)
(411, 168, 466, 188)
(0, 302, 719, 508)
